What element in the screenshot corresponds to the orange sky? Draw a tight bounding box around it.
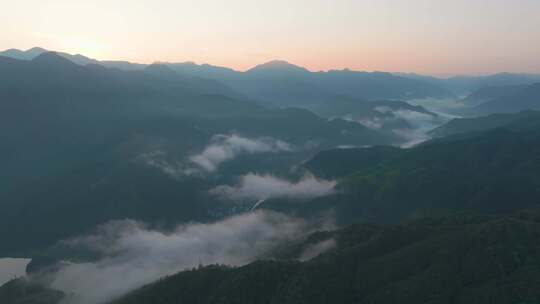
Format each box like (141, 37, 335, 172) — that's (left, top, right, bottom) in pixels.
(1, 0, 539, 75)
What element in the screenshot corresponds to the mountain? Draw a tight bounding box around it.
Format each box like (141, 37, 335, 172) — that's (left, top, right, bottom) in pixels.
(0, 47, 99, 65)
(471, 83, 540, 114)
(276, 114, 540, 224)
(0, 51, 245, 108)
(0, 53, 399, 257)
(3, 47, 540, 304)
(304, 146, 403, 179)
(221, 65, 453, 107)
(461, 84, 529, 106)
(0, 47, 48, 60)
(1, 48, 454, 106)
(108, 210, 540, 304)
(0, 48, 455, 105)
(447, 73, 540, 96)
(310, 96, 442, 131)
(144, 63, 182, 79)
(0, 278, 64, 304)
(397, 72, 540, 96)
(161, 61, 239, 80)
(0, 47, 149, 70)
(430, 110, 540, 137)
(100, 60, 146, 70)
(10, 211, 540, 304)
(247, 60, 311, 74)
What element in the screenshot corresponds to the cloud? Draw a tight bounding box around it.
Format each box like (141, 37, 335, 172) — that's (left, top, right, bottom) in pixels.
(407, 97, 468, 113)
(392, 128, 431, 148)
(210, 173, 337, 203)
(352, 107, 451, 148)
(139, 150, 189, 178)
(389, 109, 450, 147)
(139, 135, 294, 177)
(48, 211, 309, 304)
(299, 239, 336, 261)
(394, 98, 465, 147)
(189, 134, 293, 172)
(357, 117, 384, 129)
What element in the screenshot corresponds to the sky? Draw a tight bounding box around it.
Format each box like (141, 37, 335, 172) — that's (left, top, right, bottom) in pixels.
(1, 0, 539, 75)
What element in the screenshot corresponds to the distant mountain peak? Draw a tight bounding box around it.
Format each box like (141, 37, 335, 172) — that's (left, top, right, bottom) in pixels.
(31, 52, 77, 66)
(26, 47, 48, 54)
(248, 60, 309, 73)
(0, 47, 48, 60)
(2, 48, 22, 53)
(144, 63, 179, 78)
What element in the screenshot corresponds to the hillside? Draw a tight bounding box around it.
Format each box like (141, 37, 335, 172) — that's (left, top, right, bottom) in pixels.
(402, 72, 540, 96)
(211, 65, 454, 107)
(472, 83, 540, 114)
(460, 84, 529, 106)
(0, 53, 399, 257)
(308, 96, 443, 132)
(110, 210, 540, 304)
(0, 278, 64, 304)
(430, 110, 540, 137)
(273, 115, 540, 224)
(0, 48, 454, 106)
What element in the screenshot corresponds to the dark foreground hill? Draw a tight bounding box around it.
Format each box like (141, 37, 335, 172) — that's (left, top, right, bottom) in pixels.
(4, 211, 540, 304)
(0, 278, 64, 304)
(108, 210, 540, 304)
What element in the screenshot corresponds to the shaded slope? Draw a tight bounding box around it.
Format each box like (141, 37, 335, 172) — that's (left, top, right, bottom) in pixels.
(0, 278, 64, 304)
(430, 110, 540, 137)
(0, 54, 396, 257)
(473, 83, 540, 114)
(277, 116, 540, 224)
(111, 211, 540, 304)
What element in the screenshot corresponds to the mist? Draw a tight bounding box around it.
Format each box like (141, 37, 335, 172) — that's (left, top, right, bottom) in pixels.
(47, 211, 310, 304)
(189, 134, 293, 172)
(391, 109, 448, 147)
(299, 239, 336, 261)
(139, 134, 294, 177)
(356, 106, 454, 147)
(210, 173, 337, 202)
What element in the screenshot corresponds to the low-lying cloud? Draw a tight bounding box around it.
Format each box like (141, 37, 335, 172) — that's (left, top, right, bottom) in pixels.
(354, 107, 452, 148)
(49, 211, 308, 304)
(407, 97, 468, 114)
(140, 135, 294, 177)
(299, 239, 337, 261)
(390, 109, 453, 147)
(189, 134, 293, 172)
(139, 150, 187, 178)
(210, 173, 337, 203)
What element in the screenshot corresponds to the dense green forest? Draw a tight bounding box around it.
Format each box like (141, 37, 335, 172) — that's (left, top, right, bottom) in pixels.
(263, 112, 540, 224)
(1, 47, 540, 304)
(110, 210, 540, 304)
(0, 278, 64, 304)
(5, 210, 540, 304)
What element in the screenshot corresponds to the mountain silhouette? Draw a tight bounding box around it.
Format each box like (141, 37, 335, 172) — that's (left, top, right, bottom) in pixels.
(247, 60, 310, 73)
(0, 47, 47, 60)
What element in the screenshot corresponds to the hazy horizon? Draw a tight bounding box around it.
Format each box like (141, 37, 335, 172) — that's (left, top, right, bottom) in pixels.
(3, 46, 540, 79)
(4, 2, 540, 303)
(2, 0, 540, 76)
